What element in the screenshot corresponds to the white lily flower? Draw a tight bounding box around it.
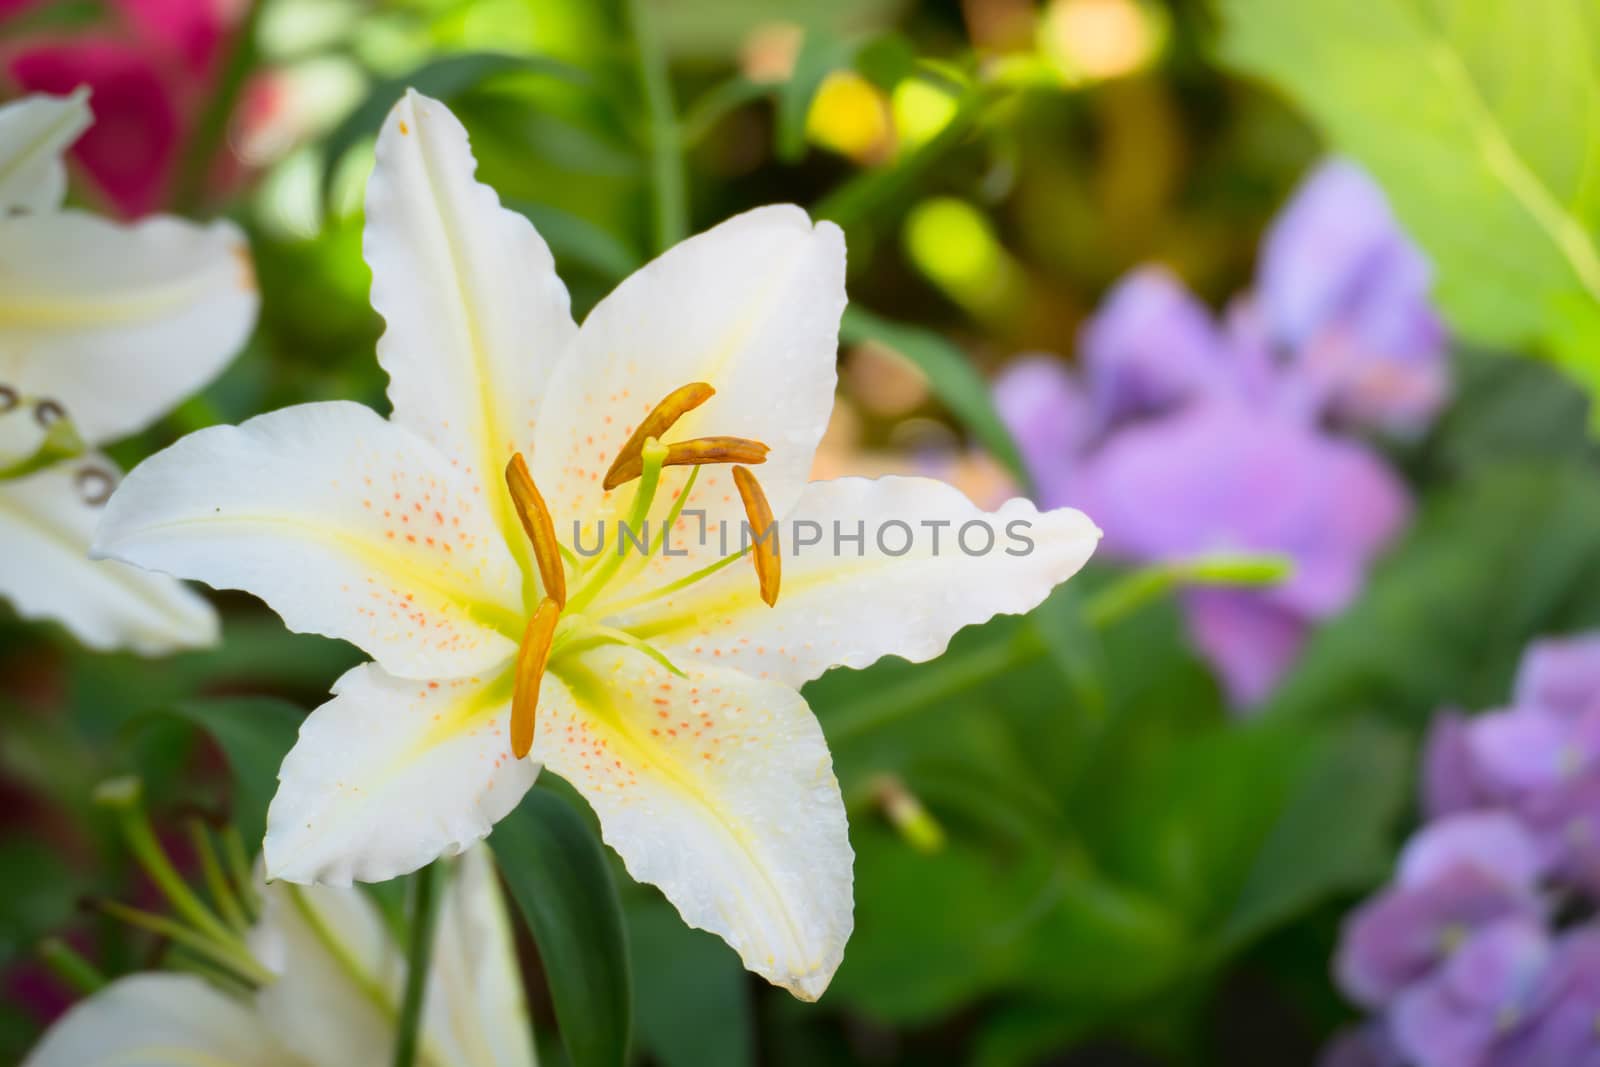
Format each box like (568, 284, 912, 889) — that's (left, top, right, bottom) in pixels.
(93, 90, 1099, 998)
(23, 846, 534, 1067)
(0, 90, 259, 653)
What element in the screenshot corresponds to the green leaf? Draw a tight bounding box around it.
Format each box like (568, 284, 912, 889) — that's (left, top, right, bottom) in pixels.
(1212, 720, 1409, 954)
(1220, 0, 1600, 385)
(504, 199, 644, 281)
(839, 305, 1031, 486)
(494, 786, 632, 1067)
(139, 697, 304, 850)
(321, 52, 593, 194)
(626, 891, 753, 1067)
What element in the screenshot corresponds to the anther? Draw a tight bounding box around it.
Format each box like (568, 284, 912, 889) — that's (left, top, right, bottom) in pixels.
(505, 453, 566, 608)
(34, 399, 64, 427)
(732, 466, 780, 607)
(604, 435, 769, 487)
(603, 382, 716, 490)
(75, 465, 115, 506)
(0, 386, 17, 413)
(511, 597, 561, 760)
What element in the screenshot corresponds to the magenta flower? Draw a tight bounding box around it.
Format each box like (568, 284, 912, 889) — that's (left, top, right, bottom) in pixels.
(5, 0, 241, 216)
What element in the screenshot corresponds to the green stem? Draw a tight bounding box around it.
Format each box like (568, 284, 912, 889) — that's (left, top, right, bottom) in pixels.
(188, 819, 249, 933)
(825, 553, 1292, 741)
(174, 0, 264, 213)
(391, 862, 443, 1067)
(568, 440, 666, 613)
(99, 901, 273, 986)
(38, 937, 106, 995)
(94, 779, 244, 957)
(626, 0, 687, 252)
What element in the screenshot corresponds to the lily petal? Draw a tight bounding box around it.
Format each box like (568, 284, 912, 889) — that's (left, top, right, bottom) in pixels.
(540, 650, 852, 999)
(616, 476, 1101, 688)
(21, 973, 296, 1067)
(531, 205, 845, 556)
(265, 662, 533, 885)
(93, 401, 524, 678)
(250, 877, 405, 1067)
(426, 845, 538, 1067)
(0, 212, 257, 445)
(0, 458, 216, 653)
(0, 89, 90, 213)
(365, 90, 577, 539)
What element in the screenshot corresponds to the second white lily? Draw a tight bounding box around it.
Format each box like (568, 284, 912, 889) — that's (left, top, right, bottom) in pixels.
(93, 90, 1100, 998)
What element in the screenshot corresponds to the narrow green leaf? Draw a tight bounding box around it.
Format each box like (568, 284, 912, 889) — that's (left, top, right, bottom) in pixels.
(1220, 0, 1600, 382)
(1212, 720, 1409, 954)
(839, 305, 1030, 486)
(321, 52, 593, 194)
(776, 31, 854, 162)
(494, 786, 632, 1067)
(140, 697, 304, 851)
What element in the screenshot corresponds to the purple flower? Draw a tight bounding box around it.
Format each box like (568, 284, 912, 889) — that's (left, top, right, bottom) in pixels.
(1335, 813, 1543, 1009)
(1256, 159, 1448, 433)
(1490, 928, 1600, 1067)
(1074, 402, 1409, 704)
(1078, 266, 1233, 428)
(991, 355, 1089, 510)
(1391, 916, 1552, 1067)
(1514, 634, 1600, 718)
(1422, 712, 1501, 820)
(1318, 1025, 1408, 1067)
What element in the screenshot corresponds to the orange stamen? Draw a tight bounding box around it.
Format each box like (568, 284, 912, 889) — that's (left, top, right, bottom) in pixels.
(505, 452, 566, 607)
(732, 466, 780, 607)
(511, 597, 561, 759)
(602, 382, 716, 490)
(604, 435, 769, 486)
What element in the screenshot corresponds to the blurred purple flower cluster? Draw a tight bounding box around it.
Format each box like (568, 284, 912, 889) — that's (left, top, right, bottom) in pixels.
(996, 160, 1447, 707)
(1332, 634, 1600, 1067)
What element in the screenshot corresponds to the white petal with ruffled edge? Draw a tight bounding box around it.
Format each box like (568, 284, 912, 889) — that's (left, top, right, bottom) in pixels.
(265, 662, 534, 885)
(365, 90, 577, 550)
(21, 973, 298, 1067)
(425, 845, 538, 1067)
(614, 476, 1101, 688)
(0, 212, 257, 444)
(538, 649, 852, 999)
(0, 458, 216, 653)
(0, 89, 90, 213)
(93, 401, 523, 679)
(530, 205, 845, 563)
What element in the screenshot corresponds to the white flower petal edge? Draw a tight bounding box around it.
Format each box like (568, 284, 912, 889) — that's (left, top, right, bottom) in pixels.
(92, 401, 523, 679)
(615, 476, 1103, 688)
(426, 845, 538, 1067)
(530, 204, 845, 556)
(20, 973, 300, 1067)
(366, 89, 577, 529)
(0, 459, 217, 653)
(538, 651, 852, 1000)
(0, 212, 257, 445)
(264, 663, 533, 885)
(250, 874, 405, 1067)
(252, 846, 532, 1067)
(0, 90, 91, 214)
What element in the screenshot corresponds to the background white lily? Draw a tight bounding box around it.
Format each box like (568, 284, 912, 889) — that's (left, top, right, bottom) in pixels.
(23, 846, 534, 1067)
(93, 91, 1100, 999)
(0, 90, 259, 653)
